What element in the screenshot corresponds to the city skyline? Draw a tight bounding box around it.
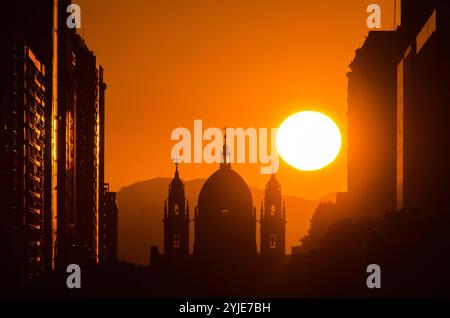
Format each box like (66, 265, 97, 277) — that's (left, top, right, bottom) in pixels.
(2, 0, 450, 300)
(1, 0, 118, 283)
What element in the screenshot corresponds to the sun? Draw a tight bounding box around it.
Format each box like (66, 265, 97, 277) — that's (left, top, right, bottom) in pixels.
(276, 111, 342, 171)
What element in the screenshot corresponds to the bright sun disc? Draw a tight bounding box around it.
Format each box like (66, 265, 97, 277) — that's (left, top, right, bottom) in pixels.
(276, 111, 342, 171)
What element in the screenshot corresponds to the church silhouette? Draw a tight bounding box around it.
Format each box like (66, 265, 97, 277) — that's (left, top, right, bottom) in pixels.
(151, 133, 289, 282)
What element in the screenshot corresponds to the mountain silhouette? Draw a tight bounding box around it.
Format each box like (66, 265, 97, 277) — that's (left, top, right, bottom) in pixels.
(117, 178, 336, 265)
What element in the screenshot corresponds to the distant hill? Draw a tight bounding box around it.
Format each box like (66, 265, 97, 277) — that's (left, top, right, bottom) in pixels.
(117, 178, 336, 265)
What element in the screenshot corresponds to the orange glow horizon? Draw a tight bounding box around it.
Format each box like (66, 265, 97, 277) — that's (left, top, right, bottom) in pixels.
(77, 0, 396, 200)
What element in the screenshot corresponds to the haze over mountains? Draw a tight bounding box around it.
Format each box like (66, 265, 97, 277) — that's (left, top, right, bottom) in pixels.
(117, 178, 336, 265)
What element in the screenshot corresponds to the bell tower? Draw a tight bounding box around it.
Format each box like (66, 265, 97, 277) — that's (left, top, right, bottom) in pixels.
(163, 163, 189, 256)
(260, 174, 286, 257)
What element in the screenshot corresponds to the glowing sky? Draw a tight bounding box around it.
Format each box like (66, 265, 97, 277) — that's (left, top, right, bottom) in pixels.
(77, 0, 396, 199)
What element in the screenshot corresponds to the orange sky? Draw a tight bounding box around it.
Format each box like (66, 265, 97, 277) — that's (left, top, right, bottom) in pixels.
(77, 0, 396, 199)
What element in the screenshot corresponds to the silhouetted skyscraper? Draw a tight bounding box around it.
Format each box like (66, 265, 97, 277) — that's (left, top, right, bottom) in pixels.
(0, 38, 48, 281)
(1, 1, 112, 283)
(164, 163, 189, 257)
(1, 0, 54, 283)
(347, 31, 404, 217)
(346, 0, 450, 217)
(260, 174, 286, 257)
(396, 1, 450, 214)
(99, 183, 118, 263)
(56, 32, 106, 266)
(98, 66, 107, 254)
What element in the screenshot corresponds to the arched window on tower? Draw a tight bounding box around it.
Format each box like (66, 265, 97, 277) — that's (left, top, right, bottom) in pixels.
(174, 204, 179, 215)
(173, 234, 180, 248)
(270, 205, 276, 216)
(269, 234, 277, 249)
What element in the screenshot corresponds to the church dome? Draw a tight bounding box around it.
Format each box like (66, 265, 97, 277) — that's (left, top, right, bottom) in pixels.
(194, 165, 256, 261)
(198, 166, 253, 216)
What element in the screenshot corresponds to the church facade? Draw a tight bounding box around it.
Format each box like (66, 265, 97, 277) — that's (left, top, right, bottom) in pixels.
(150, 137, 289, 271)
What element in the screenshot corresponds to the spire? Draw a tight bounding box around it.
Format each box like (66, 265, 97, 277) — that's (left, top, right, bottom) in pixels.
(266, 173, 280, 191)
(174, 161, 179, 179)
(221, 126, 231, 168)
(169, 160, 184, 197)
(170, 160, 183, 187)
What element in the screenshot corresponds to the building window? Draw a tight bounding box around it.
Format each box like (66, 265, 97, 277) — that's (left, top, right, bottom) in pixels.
(174, 204, 179, 215)
(173, 234, 180, 249)
(270, 205, 276, 216)
(71, 52, 77, 66)
(269, 234, 277, 249)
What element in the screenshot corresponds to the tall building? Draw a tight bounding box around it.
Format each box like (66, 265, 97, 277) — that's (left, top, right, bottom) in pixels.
(260, 174, 286, 257)
(347, 31, 404, 217)
(0, 39, 48, 281)
(294, 1, 450, 259)
(345, 0, 450, 218)
(98, 66, 107, 253)
(1, 0, 114, 282)
(163, 164, 190, 257)
(396, 1, 450, 214)
(56, 31, 106, 267)
(1, 0, 54, 283)
(99, 183, 118, 263)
